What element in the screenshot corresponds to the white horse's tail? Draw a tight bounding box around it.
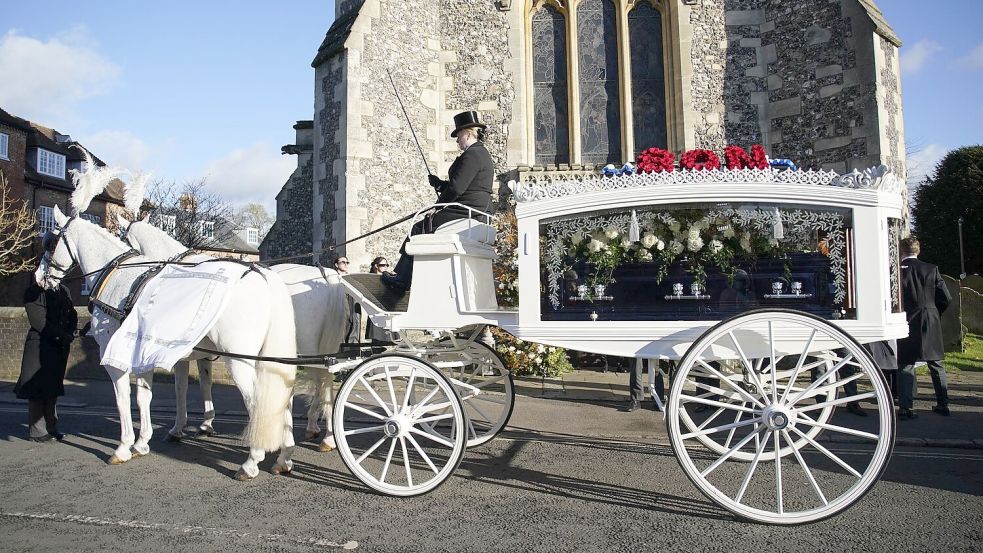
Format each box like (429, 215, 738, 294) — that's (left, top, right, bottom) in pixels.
(245, 271, 298, 452)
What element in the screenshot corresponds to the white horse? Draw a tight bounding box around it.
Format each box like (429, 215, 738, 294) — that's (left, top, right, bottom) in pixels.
(37, 206, 298, 479)
(116, 214, 348, 451)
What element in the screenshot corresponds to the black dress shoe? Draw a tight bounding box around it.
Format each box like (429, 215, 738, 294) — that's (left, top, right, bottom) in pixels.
(28, 434, 54, 443)
(626, 400, 641, 412)
(51, 431, 66, 441)
(932, 405, 951, 416)
(897, 408, 918, 420)
(380, 272, 409, 292)
(846, 402, 867, 417)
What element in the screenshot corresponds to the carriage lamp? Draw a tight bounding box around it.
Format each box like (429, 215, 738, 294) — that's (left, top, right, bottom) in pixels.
(772, 281, 784, 295)
(791, 281, 803, 295)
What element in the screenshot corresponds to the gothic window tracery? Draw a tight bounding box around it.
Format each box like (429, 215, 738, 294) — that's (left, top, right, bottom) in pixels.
(529, 0, 671, 165)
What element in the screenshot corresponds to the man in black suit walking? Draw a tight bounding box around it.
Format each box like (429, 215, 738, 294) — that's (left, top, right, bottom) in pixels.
(896, 237, 952, 419)
(383, 110, 494, 292)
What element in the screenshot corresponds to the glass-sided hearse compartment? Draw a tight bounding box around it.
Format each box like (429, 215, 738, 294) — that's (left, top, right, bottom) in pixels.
(539, 202, 856, 321)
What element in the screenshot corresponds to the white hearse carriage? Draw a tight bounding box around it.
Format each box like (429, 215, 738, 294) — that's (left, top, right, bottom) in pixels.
(335, 165, 907, 525)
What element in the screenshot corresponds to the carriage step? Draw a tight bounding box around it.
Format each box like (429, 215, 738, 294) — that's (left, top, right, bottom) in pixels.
(342, 273, 409, 313)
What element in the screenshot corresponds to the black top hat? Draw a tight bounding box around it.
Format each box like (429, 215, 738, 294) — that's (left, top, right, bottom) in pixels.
(451, 111, 487, 138)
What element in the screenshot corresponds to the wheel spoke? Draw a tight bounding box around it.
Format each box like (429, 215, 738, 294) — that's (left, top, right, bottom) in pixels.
(414, 413, 456, 424)
(472, 375, 506, 389)
(355, 436, 389, 465)
(697, 406, 729, 431)
(795, 392, 876, 414)
(467, 398, 494, 423)
(681, 416, 762, 440)
(384, 366, 399, 414)
(379, 438, 398, 483)
(788, 425, 863, 478)
(694, 360, 766, 409)
(735, 425, 771, 502)
(344, 401, 387, 421)
(399, 436, 413, 487)
(343, 424, 387, 437)
(359, 377, 393, 417)
(723, 404, 747, 449)
(788, 354, 854, 404)
(467, 418, 478, 441)
(773, 430, 784, 515)
(769, 322, 778, 404)
(700, 424, 762, 477)
(408, 426, 455, 448)
(779, 329, 818, 404)
(470, 395, 508, 405)
(679, 395, 759, 414)
(410, 386, 444, 416)
(782, 429, 829, 506)
(794, 418, 880, 441)
(405, 433, 439, 474)
(402, 366, 417, 410)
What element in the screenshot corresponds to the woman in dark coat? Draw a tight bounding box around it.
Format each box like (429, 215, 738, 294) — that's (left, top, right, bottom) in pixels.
(15, 280, 77, 442)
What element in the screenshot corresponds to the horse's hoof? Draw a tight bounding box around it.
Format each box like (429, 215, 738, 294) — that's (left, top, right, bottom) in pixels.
(271, 465, 292, 476)
(130, 450, 146, 459)
(305, 431, 320, 442)
(197, 427, 215, 437)
(319, 442, 335, 452)
(164, 433, 182, 443)
(108, 455, 127, 465)
(234, 468, 253, 481)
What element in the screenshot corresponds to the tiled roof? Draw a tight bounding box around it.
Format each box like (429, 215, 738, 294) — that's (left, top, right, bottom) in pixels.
(311, 1, 365, 68)
(0, 107, 33, 132)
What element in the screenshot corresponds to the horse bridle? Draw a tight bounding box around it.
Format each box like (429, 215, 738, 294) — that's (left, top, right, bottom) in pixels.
(41, 216, 79, 283)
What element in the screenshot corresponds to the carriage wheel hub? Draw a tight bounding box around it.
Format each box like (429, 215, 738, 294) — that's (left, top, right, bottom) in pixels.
(763, 406, 794, 431)
(383, 420, 402, 438)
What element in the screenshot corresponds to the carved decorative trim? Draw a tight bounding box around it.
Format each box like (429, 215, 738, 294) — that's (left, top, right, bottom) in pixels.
(509, 165, 905, 203)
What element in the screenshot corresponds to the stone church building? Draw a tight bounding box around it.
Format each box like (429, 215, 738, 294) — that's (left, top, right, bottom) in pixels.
(261, 0, 905, 271)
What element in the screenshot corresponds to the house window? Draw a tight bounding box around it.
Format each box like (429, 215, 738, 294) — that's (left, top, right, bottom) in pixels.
(200, 221, 215, 239)
(246, 227, 259, 245)
(37, 206, 55, 234)
(38, 149, 66, 179)
(80, 213, 103, 227)
(0, 133, 8, 160)
(529, 0, 671, 164)
(152, 214, 177, 235)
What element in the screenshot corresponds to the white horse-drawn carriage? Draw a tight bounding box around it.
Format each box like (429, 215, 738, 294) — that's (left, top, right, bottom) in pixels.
(38, 161, 907, 525)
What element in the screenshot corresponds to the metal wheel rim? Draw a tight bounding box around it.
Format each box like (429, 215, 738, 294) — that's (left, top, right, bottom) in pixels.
(333, 354, 467, 497)
(425, 340, 515, 447)
(667, 309, 895, 525)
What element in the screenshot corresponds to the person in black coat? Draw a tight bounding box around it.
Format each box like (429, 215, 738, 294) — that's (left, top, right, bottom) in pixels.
(896, 237, 952, 419)
(15, 279, 78, 442)
(383, 110, 494, 292)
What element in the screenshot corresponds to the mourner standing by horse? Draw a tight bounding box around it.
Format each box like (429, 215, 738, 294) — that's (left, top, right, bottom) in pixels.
(382, 110, 495, 292)
(15, 231, 79, 442)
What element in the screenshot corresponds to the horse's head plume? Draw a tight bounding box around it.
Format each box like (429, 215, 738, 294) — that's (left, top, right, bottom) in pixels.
(124, 170, 153, 215)
(68, 145, 121, 215)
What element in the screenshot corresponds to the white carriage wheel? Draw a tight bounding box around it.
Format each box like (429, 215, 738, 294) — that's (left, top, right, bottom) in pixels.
(677, 354, 839, 462)
(425, 340, 515, 447)
(667, 309, 895, 525)
(333, 354, 468, 497)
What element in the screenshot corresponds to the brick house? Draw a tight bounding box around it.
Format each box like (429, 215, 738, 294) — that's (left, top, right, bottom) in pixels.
(0, 107, 127, 306)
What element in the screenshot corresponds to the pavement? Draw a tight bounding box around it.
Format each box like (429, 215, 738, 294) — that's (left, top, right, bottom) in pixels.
(2, 366, 981, 449)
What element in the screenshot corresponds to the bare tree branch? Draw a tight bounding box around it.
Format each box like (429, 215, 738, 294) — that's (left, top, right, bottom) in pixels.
(0, 171, 38, 277)
(144, 178, 237, 251)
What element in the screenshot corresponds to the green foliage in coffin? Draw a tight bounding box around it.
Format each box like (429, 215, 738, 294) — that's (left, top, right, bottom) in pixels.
(912, 145, 983, 277)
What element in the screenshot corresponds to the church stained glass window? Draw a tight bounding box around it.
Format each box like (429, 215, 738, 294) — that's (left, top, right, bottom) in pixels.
(532, 5, 570, 166)
(629, 2, 668, 154)
(577, 0, 621, 165)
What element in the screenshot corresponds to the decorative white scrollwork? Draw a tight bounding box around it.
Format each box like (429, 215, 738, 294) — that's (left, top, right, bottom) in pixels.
(511, 165, 904, 204)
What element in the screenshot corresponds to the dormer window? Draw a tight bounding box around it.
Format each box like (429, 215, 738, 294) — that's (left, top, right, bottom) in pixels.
(152, 214, 177, 235)
(0, 133, 8, 160)
(200, 221, 215, 239)
(246, 227, 259, 245)
(38, 148, 66, 179)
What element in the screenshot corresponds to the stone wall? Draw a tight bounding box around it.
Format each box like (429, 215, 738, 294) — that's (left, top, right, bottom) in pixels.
(0, 307, 104, 382)
(689, 1, 727, 149)
(261, 156, 315, 263)
(313, 55, 346, 266)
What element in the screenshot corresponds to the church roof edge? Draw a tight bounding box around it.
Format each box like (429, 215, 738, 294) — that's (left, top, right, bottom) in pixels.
(311, 0, 365, 68)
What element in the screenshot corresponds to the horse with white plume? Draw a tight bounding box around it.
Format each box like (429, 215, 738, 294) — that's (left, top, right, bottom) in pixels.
(116, 183, 348, 452)
(35, 160, 299, 479)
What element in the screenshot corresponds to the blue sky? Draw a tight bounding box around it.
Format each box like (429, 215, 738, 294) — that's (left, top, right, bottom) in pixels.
(1, 1, 979, 210)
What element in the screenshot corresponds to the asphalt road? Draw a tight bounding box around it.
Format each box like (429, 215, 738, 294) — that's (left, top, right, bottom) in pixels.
(0, 394, 981, 553)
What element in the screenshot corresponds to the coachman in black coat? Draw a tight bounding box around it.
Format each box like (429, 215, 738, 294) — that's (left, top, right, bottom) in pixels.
(896, 238, 952, 418)
(15, 281, 78, 440)
(384, 110, 494, 291)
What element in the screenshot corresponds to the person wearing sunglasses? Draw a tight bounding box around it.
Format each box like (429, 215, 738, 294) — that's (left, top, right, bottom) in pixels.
(366, 256, 395, 345)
